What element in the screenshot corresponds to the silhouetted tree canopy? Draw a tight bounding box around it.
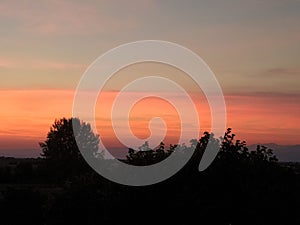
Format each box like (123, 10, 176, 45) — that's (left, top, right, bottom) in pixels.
(125, 128, 278, 170)
(218, 128, 278, 162)
(0, 125, 299, 225)
(39, 118, 99, 179)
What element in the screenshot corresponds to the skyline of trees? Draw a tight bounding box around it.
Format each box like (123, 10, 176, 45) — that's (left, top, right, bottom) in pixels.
(0, 117, 299, 224)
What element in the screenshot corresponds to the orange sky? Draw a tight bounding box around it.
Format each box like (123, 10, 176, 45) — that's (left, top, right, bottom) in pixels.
(0, 1, 299, 157)
(0, 89, 299, 157)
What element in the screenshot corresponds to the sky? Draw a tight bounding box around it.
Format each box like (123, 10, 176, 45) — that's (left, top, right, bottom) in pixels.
(0, 0, 300, 157)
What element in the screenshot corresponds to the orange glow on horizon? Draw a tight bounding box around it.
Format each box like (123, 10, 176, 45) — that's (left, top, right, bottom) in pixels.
(95, 90, 212, 156)
(0, 89, 299, 157)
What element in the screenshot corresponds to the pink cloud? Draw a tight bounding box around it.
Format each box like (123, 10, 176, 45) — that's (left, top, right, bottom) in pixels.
(0, 58, 14, 68)
(0, 56, 87, 70)
(0, 0, 155, 36)
(264, 68, 300, 77)
(31, 59, 88, 70)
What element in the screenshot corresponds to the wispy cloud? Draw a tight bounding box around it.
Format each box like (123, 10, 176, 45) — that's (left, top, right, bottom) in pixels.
(1, 89, 300, 154)
(32, 59, 87, 70)
(0, 56, 87, 70)
(264, 68, 300, 77)
(0, 0, 154, 36)
(0, 58, 13, 68)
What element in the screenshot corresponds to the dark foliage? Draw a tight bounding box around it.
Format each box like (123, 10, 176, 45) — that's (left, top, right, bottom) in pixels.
(0, 121, 299, 225)
(39, 117, 99, 181)
(125, 141, 177, 165)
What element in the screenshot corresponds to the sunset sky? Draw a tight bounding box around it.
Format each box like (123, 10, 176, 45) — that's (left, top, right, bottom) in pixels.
(1, 0, 300, 157)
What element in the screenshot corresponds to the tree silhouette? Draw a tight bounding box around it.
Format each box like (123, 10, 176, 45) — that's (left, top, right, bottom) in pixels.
(39, 118, 99, 179)
(124, 132, 210, 167)
(124, 128, 278, 172)
(1, 125, 299, 224)
(216, 128, 278, 166)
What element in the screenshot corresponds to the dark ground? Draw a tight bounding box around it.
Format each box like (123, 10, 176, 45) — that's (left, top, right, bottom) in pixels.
(0, 155, 299, 225)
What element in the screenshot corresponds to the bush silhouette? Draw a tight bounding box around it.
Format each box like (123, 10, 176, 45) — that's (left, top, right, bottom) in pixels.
(0, 122, 298, 224)
(124, 128, 278, 170)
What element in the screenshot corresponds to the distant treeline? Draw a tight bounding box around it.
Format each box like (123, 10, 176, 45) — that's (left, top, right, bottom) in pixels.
(0, 118, 299, 225)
